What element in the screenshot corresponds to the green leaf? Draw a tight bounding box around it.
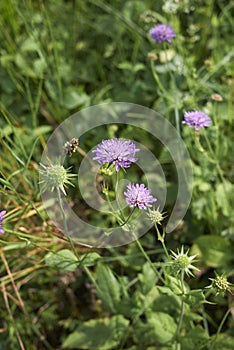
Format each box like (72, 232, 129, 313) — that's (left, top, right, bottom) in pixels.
(138, 262, 157, 294)
(62, 87, 89, 109)
(20, 38, 40, 52)
(136, 312, 177, 345)
(45, 249, 78, 272)
(180, 326, 210, 349)
(192, 235, 232, 267)
(211, 333, 234, 349)
(79, 252, 101, 266)
(96, 263, 121, 314)
(62, 315, 129, 349)
(215, 181, 234, 217)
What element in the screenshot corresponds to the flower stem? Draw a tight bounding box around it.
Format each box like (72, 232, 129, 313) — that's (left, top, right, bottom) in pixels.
(175, 270, 185, 349)
(155, 224, 170, 259)
(210, 301, 234, 350)
(56, 188, 98, 289)
(133, 232, 165, 284)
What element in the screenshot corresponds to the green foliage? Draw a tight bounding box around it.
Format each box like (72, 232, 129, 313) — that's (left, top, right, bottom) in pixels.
(192, 235, 232, 268)
(45, 249, 101, 271)
(62, 315, 129, 349)
(96, 263, 121, 314)
(134, 312, 177, 345)
(0, 0, 234, 349)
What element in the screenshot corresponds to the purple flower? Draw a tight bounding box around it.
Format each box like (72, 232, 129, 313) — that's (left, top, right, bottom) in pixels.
(92, 138, 139, 172)
(124, 183, 157, 210)
(182, 111, 211, 131)
(150, 24, 176, 43)
(0, 210, 6, 234)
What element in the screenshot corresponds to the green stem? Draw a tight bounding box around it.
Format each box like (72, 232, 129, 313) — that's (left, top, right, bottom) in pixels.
(56, 188, 98, 289)
(163, 43, 180, 136)
(175, 271, 185, 349)
(120, 207, 136, 226)
(150, 59, 168, 96)
(203, 132, 226, 185)
(133, 232, 165, 284)
(201, 304, 210, 337)
(155, 224, 170, 259)
(210, 301, 234, 350)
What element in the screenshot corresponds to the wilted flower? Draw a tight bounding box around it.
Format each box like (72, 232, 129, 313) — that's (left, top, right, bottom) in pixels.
(182, 110, 211, 131)
(150, 24, 176, 43)
(63, 138, 79, 157)
(92, 138, 139, 172)
(0, 210, 6, 234)
(124, 183, 157, 210)
(211, 93, 223, 102)
(170, 246, 199, 277)
(39, 163, 76, 195)
(148, 52, 158, 61)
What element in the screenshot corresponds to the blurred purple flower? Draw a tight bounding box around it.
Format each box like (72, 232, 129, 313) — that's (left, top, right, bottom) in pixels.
(0, 210, 6, 234)
(182, 111, 211, 131)
(150, 24, 176, 43)
(124, 183, 157, 210)
(92, 138, 139, 172)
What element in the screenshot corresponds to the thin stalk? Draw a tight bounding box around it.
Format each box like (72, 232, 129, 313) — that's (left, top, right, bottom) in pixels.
(56, 188, 99, 289)
(133, 233, 165, 284)
(175, 271, 185, 350)
(210, 301, 234, 350)
(155, 224, 170, 259)
(150, 59, 168, 96)
(163, 42, 181, 136)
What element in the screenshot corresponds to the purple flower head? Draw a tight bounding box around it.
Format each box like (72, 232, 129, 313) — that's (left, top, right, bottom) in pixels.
(0, 210, 6, 234)
(92, 138, 139, 172)
(124, 183, 157, 210)
(150, 24, 176, 43)
(182, 111, 211, 131)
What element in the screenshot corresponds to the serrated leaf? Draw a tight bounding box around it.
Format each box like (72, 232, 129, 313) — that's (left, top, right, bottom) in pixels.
(62, 315, 129, 349)
(96, 263, 121, 314)
(45, 249, 78, 272)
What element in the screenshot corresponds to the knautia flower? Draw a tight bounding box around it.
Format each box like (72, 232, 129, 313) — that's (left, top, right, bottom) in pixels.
(39, 163, 76, 195)
(0, 210, 6, 234)
(150, 24, 176, 43)
(124, 183, 157, 210)
(92, 138, 139, 172)
(182, 111, 211, 131)
(170, 246, 199, 277)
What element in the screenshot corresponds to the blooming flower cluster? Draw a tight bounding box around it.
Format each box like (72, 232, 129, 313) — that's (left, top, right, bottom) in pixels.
(0, 210, 6, 234)
(182, 111, 211, 131)
(150, 24, 176, 43)
(92, 138, 139, 172)
(124, 183, 157, 210)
